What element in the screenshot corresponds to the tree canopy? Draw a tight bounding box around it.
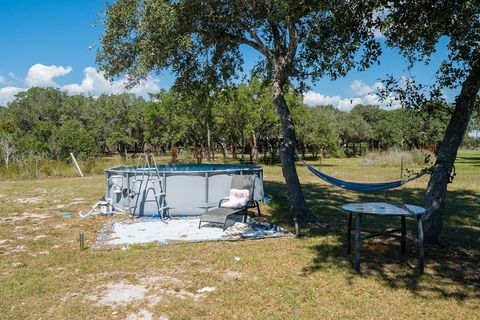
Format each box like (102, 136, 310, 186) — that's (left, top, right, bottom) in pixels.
(98, 0, 387, 222)
(98, 0, 382, 89)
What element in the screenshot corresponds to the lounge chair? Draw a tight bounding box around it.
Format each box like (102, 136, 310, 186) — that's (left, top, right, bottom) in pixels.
(198, 174, 261, 230)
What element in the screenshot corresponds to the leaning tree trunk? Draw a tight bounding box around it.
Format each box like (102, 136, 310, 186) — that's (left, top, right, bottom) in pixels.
(271, 76, 311, 222)
(424, 61, 480, 242)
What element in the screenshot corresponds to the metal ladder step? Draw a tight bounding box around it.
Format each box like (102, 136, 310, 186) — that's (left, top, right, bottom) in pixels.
(127, 153, 168, 219)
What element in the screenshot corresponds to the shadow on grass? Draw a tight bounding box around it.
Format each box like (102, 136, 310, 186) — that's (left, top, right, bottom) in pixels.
(263, 180, 480, 300)
(455, 155, 480, 167)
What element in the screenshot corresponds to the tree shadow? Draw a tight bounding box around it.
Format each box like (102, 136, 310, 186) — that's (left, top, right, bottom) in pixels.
(263, 180, 480, 301)
(455, 155, 480, 167)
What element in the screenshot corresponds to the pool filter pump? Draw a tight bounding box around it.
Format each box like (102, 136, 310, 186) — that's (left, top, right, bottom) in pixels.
(98, 197, 113, 215)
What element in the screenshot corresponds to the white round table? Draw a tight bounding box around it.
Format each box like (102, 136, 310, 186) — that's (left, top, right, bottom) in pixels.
(340, 202, 426, 273)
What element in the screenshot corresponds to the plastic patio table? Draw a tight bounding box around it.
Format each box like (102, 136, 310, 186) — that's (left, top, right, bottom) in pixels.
(339, 202, 426, 273)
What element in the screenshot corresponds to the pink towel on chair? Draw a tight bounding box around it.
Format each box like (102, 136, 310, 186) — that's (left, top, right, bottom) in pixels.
(220, 189, 250, 209)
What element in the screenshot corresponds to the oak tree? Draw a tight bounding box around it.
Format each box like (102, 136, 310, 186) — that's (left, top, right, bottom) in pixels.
(382, 0, 480, 241)
(98, 0, 382, 221)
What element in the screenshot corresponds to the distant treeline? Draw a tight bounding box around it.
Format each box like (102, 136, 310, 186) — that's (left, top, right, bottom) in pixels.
(0, 79, 478, 167)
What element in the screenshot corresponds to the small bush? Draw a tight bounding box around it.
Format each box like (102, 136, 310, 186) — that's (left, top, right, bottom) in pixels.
(332, 149, 347, 158)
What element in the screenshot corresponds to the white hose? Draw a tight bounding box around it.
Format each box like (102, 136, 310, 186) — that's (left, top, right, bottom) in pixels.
(79, 201, 101, 218)
(79, 199, 126, 218)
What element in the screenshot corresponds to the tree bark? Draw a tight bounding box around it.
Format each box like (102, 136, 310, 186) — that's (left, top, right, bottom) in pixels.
(424, 60, 480, 242)
(263, 141, 268, 162)
(271, 73, 311, 222)
(206, 122, 211, 162)
(251, 133, 258, 163)
(240, 131, 245, 162)
(231, 144, 237, 160)
(219, 141, 229, 161)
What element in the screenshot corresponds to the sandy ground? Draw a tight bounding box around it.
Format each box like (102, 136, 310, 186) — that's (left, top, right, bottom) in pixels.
(101, 216, 288, 246)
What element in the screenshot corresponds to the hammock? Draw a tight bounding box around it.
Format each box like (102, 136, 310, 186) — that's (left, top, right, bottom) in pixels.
(301, 160, 425, 192)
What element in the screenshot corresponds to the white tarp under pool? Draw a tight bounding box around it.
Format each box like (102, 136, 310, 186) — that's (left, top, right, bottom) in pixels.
(100, 217, 289, 245)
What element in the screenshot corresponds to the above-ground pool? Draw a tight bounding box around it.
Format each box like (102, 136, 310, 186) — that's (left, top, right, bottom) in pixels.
(105, 164, 264, 216)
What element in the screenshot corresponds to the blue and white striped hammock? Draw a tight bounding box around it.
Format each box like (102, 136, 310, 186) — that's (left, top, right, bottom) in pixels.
(301, 160, 425, 192)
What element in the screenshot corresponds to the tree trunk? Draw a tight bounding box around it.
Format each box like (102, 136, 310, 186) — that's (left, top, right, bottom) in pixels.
(424, 60, 480, 242)
(271, 75, 310, 222)
(220, 141, 228, 162)
(240, 131, 245, 163)
(251, 133, 258, 163)
(231, 144, 237, 160)
(206, 123, 211, 162)
(263, 141, 268, 162)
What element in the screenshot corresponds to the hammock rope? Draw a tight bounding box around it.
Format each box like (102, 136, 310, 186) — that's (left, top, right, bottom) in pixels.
(300, 159, 427, 192)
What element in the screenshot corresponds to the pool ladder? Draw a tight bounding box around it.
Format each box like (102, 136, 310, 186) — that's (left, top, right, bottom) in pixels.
(127, 153, 170, 221)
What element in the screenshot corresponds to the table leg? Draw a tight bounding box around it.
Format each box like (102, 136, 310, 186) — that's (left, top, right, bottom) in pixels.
(355, 213, 362, 272)
(417, 216, 424, 274)
(347, 212, 352, 254)
(401, 215, 406, 256)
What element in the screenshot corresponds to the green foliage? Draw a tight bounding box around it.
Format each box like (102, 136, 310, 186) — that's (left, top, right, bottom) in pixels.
(293, 105, 338, 156)
(0, 83, 454, 170)
(213, 78, 279, 146)
(462, 135, 480, 149)
(0, 87, 148, 162)
(145, 89, 207, 147)
(50, 119, 99, 160)
(97, 0, 382, 90)
(338, 112, 372, 144)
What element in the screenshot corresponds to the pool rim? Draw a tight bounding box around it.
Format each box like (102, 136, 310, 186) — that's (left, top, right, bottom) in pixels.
(105, 163, 263, 175)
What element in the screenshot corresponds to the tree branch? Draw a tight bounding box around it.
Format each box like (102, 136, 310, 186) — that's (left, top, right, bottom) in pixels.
(285, 20, 298, 68)
(269, 20, 282, 58)
(195, 27, 269, 58)
(204, 13, 274, 61)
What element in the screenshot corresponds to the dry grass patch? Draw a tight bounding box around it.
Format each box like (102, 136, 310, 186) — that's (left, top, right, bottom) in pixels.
(0, 151, 479, 319)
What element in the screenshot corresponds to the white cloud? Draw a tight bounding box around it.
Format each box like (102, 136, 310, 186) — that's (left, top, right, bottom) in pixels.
(1, 64, 161, 106)
(62, 67, 160, 98)
(25, 64, 72, 87)
(362, 93, 381, 105)
(303, 91, 362, 111)
(0, 86, 24, 106)
(304, 79, 400, 111)
(350, 80, 370, 96)
(350, 79, 383, 96)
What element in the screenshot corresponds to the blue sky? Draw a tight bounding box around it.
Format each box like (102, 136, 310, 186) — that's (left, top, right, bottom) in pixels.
(0, 0, 453, 109)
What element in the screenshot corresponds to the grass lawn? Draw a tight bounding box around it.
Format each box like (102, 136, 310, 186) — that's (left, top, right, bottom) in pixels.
(0, 151, 478, 319)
